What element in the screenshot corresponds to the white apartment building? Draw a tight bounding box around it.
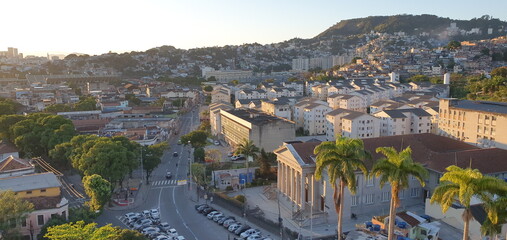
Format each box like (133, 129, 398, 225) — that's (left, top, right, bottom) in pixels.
(267, 88, 297, 99)
(374, 108, 432, 136)
(260, 99, 292, 121)
(303, 103, 331, 135)
(282, 82, 304, 96)
(326, 108, 380, 141)
(327, 94, 366, 112)
(236, 89, 267, 100)
(209, 103, 234, 136)
(293, 99, 328, 129)
(211, 88, 230, 104)
(204, 70, 253, 83)
(311, 84, 329, 100)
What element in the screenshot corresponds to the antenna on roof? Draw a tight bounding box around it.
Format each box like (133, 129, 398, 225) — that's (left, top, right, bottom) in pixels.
(454, 152, 458, 166)
(400, 138, 404, 151)
(469, 156, 473, 169)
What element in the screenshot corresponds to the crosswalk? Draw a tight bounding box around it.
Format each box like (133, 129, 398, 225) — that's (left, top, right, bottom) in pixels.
(151, 179, 180, 186)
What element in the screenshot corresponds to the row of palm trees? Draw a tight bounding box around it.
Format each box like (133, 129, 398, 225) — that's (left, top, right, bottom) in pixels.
(314, 137, 507, 240)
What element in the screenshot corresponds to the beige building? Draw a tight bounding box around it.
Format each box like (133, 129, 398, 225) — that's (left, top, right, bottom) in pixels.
(260, 99, 292, 121)
(211, 88, 230, 104)
(326, 109, 380, 141)
(275, 134, 507, 232)
(438, 99, 507, 149)
(209, 103, 234, 136)
(219, 108, 295, 152)
(327, 94, 366, 112)
(204, 70, 253, 83)
(293, 99, 328, 129)
(0, 172, 69, 239)
(303, 103, 332, 136)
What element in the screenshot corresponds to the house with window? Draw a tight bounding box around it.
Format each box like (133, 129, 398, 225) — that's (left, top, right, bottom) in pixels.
(373, 108, 432, 136)
(0, 172, 68, 239)
(303, 103, 332, 136)
(325, 109, 380, 141)
(327, 94, 366, 112)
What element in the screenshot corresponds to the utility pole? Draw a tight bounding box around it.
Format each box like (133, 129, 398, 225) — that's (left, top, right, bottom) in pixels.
(140, 146, 144, 185)
(277, 189, 284, 240)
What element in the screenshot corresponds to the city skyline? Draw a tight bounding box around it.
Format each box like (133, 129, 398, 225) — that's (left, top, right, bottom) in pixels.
(2, 0, 507, 56)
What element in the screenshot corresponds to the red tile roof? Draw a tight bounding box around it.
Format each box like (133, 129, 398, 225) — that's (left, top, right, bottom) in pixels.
(0, 156, 33, 172)
(0, 141, 18, 155)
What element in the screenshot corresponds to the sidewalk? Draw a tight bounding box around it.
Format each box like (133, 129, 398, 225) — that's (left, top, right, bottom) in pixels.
(107, 178, 151, 211)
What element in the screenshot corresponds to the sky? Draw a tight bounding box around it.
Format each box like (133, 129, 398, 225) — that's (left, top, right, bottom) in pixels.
(2, 0, 507, 56)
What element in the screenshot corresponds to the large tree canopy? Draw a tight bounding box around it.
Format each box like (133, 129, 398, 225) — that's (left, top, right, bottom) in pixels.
(82, 175, 112, 211)
(0, 190, 34, 234)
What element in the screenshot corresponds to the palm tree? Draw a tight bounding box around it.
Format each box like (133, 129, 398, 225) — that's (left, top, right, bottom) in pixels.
(430, 166, 507, 240)
(371, 147, 428, 240)
(314, 137, 370, 240)
(235, 139, 260, 185)
(481, 195, 507, 240)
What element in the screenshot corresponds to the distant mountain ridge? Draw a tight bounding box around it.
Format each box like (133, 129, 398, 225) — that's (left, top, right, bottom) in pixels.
(316, 14, 507, 39)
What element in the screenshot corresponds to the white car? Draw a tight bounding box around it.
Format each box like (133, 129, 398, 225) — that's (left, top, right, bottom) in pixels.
(124, 212, 141, 222)
(206, 211, 221, 219)
(150, 209, 160, 221)
(231, 154, 245, 161)
(155, 235, 170, 240)
(159, 222, 171, 232)
(241, 229, 260, 238)
(173, 236, 185, 240)
(212, 213, 225, 221)
(142, 210, 151, 217)
(214, 140, 220, 146)
(247, 234, 263, 240)
(228, 223, 242, 232)
(142, 226, 160, 236)
(166, 228, 178, 237)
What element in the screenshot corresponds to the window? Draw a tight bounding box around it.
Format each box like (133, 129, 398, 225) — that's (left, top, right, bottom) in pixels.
(365, 194, 374, 205)
(21, 219, 26, 227)
(40, 189, 46, 193)
(381, 191, 390, 202)
(410, 188, 420, 198)
(26, 191, 32, 195)
(399, 190, 405, 199)
(351, 196, 359, 206)
(37, 215, 44, 226)
(366, 177, 374, 187)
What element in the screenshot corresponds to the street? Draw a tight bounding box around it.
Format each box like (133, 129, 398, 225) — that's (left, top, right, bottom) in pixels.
(96, 109, 244, 240)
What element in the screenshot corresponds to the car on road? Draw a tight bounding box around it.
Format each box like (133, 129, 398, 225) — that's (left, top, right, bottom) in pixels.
(234, 225, 251, 235)
(228, 223, 242, 232)
(165, 172, 172, 179)
(159, 222, 171, 232)
(134, 219, 153, 230)
(214, 140, 220, 146)
(173, 152, 178, 157)
(231, 154, 245, 161)
(240, 229, 260, 238)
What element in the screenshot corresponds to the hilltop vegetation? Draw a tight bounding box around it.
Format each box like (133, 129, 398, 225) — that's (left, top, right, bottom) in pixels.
(317, 14, 507, 40)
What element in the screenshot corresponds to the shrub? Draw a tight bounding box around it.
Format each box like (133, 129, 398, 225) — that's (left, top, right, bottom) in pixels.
(225, 186, 233, 191)
(234, 195, 246, 203)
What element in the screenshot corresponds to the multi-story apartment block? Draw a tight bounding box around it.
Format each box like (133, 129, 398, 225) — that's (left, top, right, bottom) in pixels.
(236, 89, 267, 100)
(218, 108, 295, 152)
(211, 88, 230, 104)
(438, 99, 507, 149)
(203, 70, 253, 83)
(209, 103, 234, 136)
(327, 94, 366, 112)
(260, 99, 292, 121)
(303, 103, 332, 135)
(374, 108, 432, 136)
(293, 99, 328, 129)
(311, 85, 329, 100)
(326, 109, 380, 141)
(282, 82, 304, 96)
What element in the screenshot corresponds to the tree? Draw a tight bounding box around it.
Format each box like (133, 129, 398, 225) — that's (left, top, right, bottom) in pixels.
(207, 76, 217, 82)
(371, 147, 428, 240)
(0, 98, 21, 115)
(0, 190, 34, 234)
(205, 149, 222, 163)
(203, 86, 213, 92)
(44, 221, 141, 240)
(180, 130, 208, 148)
(82, 174, 112, 211)
(125, 94, 141, 106)
(430, 166, 507, 240)
(491, 67, 507, 78)
(142, 142, 168, 184)
(0, 114, 26, 139)
(73, 97, 97, 111)
(447, 40, 462, 50)
(408, 74, 429, 82)
(38, 214, 68, 240)
(480, 195, 507, 239)
(314, 137, 370, 240)
(235, 139, 260, 186)
(191, 163, 206, 186)
(44, 104, 72, 113)
(230, 80, 239, 85)
(256, 149, 274, 179)
(193, 147, 205, 162)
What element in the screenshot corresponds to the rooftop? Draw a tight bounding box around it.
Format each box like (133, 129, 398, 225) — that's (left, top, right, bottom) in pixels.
(0, 141, 18, 154)
(0, 172, 61, 192)
(449, 99, 507, 114)
(223, 108, 294, 126)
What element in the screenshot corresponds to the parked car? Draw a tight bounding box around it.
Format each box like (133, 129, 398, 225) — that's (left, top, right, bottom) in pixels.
(173, 236, 185, 240)
(227, 152, 234, 157)
(214, 140, 220, 146)
(206, 211, 221, 219)
(129, 217, 145, 227)
(228, 223, 242, 232)
(173, 152, 178, 157)
(195, 204, 207, 211)
(240, 229, 260, 238)
(231, 154, 245, 161)
(134, 219, 153, 230)
(218, 216, 234, 225)
(202, 207, 215, 215)
(142, 210, 151, 217)
(142, 226, 160, 236)
(159, 222, 171, 232)
(223, 219, 236, 228)
(166, 228, 178, 237)
(213, 213, 225, 221)
(125, 212, 141, 222)
(155, 235, 171, 240)
(247, 235, 264, 240)
(234, 225, 251, 235)
(150, 209, 160, 222)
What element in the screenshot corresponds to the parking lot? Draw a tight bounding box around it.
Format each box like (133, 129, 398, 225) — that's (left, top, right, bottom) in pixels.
(117, 208, 186, 240)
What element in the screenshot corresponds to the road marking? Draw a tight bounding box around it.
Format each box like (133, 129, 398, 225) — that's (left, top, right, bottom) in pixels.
(172, 185, 198, 240)
(151, 180, 183, 186)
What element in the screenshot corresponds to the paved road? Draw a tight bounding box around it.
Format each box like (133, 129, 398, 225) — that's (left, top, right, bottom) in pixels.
(96, 109, 243, 240)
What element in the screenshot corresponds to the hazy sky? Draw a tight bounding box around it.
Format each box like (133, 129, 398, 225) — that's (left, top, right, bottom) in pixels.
(2, 0, 506, 56)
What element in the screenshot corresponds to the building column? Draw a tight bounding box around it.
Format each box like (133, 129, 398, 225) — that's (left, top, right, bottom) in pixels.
(277, 161, 282, 194)
(311, 174, 316, 212)
(300, 172, 305, 208)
